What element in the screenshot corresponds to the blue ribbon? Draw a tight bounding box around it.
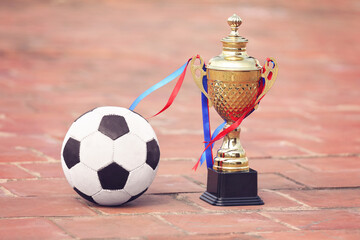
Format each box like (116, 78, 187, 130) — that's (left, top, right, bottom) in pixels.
(129, 62, 188, 111)
(199, 65, 213, 168)
(200, 121, 226, 167)
(199, 64, 226, 168)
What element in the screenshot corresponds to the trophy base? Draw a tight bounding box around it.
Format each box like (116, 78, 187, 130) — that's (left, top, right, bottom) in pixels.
(200, 168, 264, 206)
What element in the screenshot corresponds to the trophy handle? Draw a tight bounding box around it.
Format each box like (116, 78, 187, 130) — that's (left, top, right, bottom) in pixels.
(190, 56, 212, 106)
(256, 57, 278, 102)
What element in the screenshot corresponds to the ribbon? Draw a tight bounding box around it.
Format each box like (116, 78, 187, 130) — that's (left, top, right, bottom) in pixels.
(151, 58, 192, 118)
(200, 64, 213, 168)
(129, 58, 193, 115)
(198, 121, 226, 170)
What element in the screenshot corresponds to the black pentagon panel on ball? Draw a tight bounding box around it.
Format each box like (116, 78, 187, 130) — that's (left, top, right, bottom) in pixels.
(146, 139, 160, 170)
(98, 115, 129, 140)
(73, 187, 96, 204)
(63, 137, 81, 169)
(98, 162, 129, 190)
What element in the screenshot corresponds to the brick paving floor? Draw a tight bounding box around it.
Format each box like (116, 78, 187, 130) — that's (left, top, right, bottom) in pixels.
(0, 0, 359, 239)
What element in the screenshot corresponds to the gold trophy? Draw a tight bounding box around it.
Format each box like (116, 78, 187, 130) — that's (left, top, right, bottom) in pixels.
(190, 14, 278, 206)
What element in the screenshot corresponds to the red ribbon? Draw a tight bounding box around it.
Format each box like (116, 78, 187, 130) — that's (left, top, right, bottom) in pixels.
(150, 57, 194, 118)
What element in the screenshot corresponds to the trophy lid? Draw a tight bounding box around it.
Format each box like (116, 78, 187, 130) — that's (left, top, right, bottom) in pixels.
(207, 14, 262, 71)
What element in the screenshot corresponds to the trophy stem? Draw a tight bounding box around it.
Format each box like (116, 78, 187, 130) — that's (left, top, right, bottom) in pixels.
(213, 124, 249, 172)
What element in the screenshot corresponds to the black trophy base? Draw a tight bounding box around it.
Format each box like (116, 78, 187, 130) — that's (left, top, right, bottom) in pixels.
(200, 168, 264, 206)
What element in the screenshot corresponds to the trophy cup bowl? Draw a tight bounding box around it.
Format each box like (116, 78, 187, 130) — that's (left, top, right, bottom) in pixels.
(208, 69, 261, 172)
(190, 14, 278, 206)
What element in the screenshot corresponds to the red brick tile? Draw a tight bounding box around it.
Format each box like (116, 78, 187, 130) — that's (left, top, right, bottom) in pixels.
(148, 233, 259, 240)
(250, 158, 305, 173)
(96, 194, 201, 215)
(247, 140, 312, 157)
(0, 187, 7, 196)
(279, 189, 360, 208)
(162, 212, 289, 234)
(0, 150, 48, 163)
(3, 112, 67, 137)
(147, 175, 204, 194)
(242, 141, 269, 159)
(259, 173, 304, 189)
(259, 230, 360, 240)
(157, 133, 204, 159)
(282, 170, 360, 188)
(0, 135, 60, 160)
(267, 210, 360, 230)
(294, 157, 360, 172)
(182, 190, 301, 211)
(0, 218, 71, 240)
(0, 164, 35, 179)
(157, 160, 207, 176)
(0, 196, 96, 217)
(1, 178, 74, 197)
(185, 171, 208, 186)
(288, 138, 360, 156)
(19, 162, 64, 178)
(53, 215, 182, 239)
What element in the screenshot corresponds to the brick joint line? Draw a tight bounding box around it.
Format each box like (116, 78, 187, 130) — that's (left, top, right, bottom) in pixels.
(48, 217, 77, 239)
(153, 215, 189, 235)
(257, 212, 301, 231)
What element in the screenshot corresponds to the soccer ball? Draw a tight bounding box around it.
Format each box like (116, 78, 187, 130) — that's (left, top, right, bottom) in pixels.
(61, 106, 160, 206)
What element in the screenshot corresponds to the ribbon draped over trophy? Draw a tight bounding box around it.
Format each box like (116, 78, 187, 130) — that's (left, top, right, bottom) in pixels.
(129, 55, 278, 171)
(130, 14, 279, 172)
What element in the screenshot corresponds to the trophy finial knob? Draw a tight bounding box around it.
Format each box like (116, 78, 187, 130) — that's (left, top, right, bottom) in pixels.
(227, 14, 242, 36)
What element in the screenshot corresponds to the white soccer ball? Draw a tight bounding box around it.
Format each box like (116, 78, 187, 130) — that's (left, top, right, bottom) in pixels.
(61, 106, 160, 206)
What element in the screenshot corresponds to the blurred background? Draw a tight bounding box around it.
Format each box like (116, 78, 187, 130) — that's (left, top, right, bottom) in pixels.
(0, 0, 359, 161)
